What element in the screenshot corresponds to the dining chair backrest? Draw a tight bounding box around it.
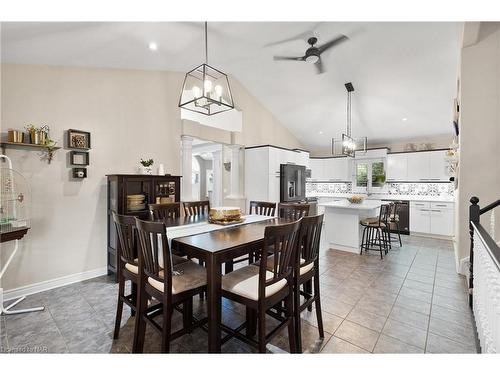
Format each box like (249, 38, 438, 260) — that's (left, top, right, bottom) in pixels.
(390, 201, 402, 221)
(183, 200, 210, 216)
(249, 201, 276, 216)
(378, 204, 391, 225)
(149, 202, 181, 221)
(297, 214, 324, 270)
(134, 218, 173, 295)
(259, 219, 302, 299)
(112, 212, 137, 266)
(278, 203, 310, 221)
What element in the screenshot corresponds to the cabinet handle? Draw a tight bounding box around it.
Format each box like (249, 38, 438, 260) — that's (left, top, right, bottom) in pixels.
(435, 204, 447, 207)
(431, 209, 441, 212)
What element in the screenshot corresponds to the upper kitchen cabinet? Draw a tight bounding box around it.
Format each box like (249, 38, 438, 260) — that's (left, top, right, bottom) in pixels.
(309, 158, 325, 180)
(309, 157, 349, 181)
(428, 150, 449, 181)
(396, 150, 450, 182)
(387, 153, 408, 181)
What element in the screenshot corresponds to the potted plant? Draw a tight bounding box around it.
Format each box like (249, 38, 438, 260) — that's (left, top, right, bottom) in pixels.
(139, 158, 154, 175)
(25, 124, 41, 144)
(42, 138, 58, 164)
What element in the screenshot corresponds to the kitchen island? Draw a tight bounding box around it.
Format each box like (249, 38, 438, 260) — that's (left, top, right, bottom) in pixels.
(319, 199, 382, 253)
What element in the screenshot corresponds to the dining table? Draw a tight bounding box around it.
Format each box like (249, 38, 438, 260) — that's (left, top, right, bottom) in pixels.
(164, 214, 289, 353)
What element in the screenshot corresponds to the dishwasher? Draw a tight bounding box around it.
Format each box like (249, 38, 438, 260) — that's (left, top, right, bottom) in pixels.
(382, 199, 410, 235)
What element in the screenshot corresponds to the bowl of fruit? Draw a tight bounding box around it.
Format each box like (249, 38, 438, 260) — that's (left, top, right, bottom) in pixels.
(347, 195, 365, 204)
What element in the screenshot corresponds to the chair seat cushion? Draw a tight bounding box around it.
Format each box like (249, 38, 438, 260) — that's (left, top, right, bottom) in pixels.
(360, 216, 379, 225)
(255, 255, 314, 276)
(124, 254, 188, 275)
(148, 260, 207, 294)
(222, 264, 287, 301)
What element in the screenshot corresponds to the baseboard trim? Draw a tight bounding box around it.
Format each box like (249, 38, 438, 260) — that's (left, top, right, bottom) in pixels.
(3, 267, 108, 301)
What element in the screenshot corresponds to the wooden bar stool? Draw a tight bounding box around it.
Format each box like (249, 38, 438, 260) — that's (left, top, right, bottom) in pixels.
(388, 201, 403, 246)
(133, 218, 208, 353)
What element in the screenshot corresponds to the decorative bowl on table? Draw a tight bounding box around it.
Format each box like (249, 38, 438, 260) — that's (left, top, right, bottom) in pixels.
(347, 195, 365, 204)
(208, 207, 244, 225)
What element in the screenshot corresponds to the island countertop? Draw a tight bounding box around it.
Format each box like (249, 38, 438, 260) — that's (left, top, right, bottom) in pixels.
(318, 200, 382, 210)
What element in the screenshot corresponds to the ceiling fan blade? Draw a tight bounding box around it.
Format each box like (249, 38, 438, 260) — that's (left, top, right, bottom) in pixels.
(273, 55, 305, 61)
(318, 34, 349, 54)
(315, 58, 325, 74)
(264, 22, 323, 47)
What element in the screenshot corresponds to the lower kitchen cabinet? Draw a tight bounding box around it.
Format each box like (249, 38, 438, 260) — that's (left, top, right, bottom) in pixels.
(410, 201, 454, 237)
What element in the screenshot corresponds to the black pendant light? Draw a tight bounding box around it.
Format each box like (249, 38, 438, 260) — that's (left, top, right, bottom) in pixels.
(331, 82, 367, 157)
(178, 22, 235, 116)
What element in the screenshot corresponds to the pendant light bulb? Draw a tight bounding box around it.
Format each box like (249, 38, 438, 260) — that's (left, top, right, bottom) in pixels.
(215, 84, 223, 98)
(204, 79, 213, 94)
(192, 85, 202, 99)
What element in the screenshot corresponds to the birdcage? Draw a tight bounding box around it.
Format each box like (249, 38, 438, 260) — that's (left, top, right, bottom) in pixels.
(0, 161, 31, 235)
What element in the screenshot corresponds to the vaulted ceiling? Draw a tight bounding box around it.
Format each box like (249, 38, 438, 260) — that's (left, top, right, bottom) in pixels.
(1, 22, 462, 148)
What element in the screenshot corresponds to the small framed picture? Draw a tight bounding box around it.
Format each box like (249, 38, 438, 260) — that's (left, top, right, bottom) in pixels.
(72, 167, 87, 179)
(67, 129, 91, 149)
(70, 151, 89, 166)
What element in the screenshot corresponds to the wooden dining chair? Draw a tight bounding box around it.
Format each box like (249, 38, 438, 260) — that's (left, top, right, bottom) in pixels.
(249, 201, 276, 216)
(183, 200, 210, 216)
(133, 218, 208, 353)
(112, 212, 139, 340)
(278, 203, 310, 220)
(227, 201, 278, 271)
(149, 202, 181, 221)
(220, 220, 301, 353)
(293, 214, 324, 353)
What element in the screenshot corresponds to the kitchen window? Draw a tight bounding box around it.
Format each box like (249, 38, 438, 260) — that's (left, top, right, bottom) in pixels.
(354, 159, 386, 192)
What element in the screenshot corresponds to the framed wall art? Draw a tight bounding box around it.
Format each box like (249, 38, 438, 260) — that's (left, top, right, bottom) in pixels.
(67, 129, 91, 150)
(70, 150, 89, 166)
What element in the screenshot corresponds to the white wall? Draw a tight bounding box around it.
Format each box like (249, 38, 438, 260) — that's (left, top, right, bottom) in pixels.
(0, 63, 303, 291)
(456, 22, 500, 272)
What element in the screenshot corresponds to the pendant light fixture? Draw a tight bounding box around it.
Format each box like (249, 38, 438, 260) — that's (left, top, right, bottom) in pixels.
(331, 82, 367, 157)
(178, 22, 234, 116)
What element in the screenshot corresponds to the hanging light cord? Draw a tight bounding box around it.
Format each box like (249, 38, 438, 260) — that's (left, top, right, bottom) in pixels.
(205, 21, 208, 64)
(346, 90, 352, 137)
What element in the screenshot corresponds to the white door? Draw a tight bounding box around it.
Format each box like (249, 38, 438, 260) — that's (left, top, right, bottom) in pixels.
(387, 153, 408, 181)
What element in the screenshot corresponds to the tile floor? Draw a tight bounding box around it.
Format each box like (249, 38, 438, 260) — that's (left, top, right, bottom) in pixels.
(0, 235, 479, 354)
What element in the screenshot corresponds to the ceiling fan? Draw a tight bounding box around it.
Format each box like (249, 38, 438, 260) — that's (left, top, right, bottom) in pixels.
(273, 35, 348, 74)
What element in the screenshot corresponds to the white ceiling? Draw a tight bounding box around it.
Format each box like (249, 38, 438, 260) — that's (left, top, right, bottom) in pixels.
(1, 22, 462, 148)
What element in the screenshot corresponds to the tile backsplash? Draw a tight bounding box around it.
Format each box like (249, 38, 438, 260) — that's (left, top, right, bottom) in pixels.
(306, 181, 454, 198)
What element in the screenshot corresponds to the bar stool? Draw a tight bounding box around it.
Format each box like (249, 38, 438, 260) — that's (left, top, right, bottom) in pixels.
(360, 204, 391, 259)
(388, 202, 403, 246)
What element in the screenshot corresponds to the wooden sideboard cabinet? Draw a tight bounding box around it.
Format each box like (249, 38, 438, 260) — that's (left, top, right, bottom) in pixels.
(106, 174, 181, 280)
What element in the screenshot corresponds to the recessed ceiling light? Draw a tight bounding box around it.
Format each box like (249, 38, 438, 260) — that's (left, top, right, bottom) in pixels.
(402, 117, 408, 122)
(319, 131, 323, 135)
(148, 42, 158, 51)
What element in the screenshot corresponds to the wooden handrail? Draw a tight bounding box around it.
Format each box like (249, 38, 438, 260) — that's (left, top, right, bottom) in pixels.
(479, 199, 500, 215)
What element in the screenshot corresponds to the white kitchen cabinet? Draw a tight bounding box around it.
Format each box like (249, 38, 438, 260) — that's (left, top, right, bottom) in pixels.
(407, 152, 429, 181)
(410, 200, 454, 236)
(268, 173, 281, 203)
(386, 153, 408, 181)
(406, 150, 450, 182)
(428, 150, 449, 181)
(309, 157, 349, 181)
(309, 158, 325, 180)
(410, 202, 431, 233)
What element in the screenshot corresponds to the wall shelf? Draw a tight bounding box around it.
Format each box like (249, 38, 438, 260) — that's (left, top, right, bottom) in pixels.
(0, 142, 61, 164)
